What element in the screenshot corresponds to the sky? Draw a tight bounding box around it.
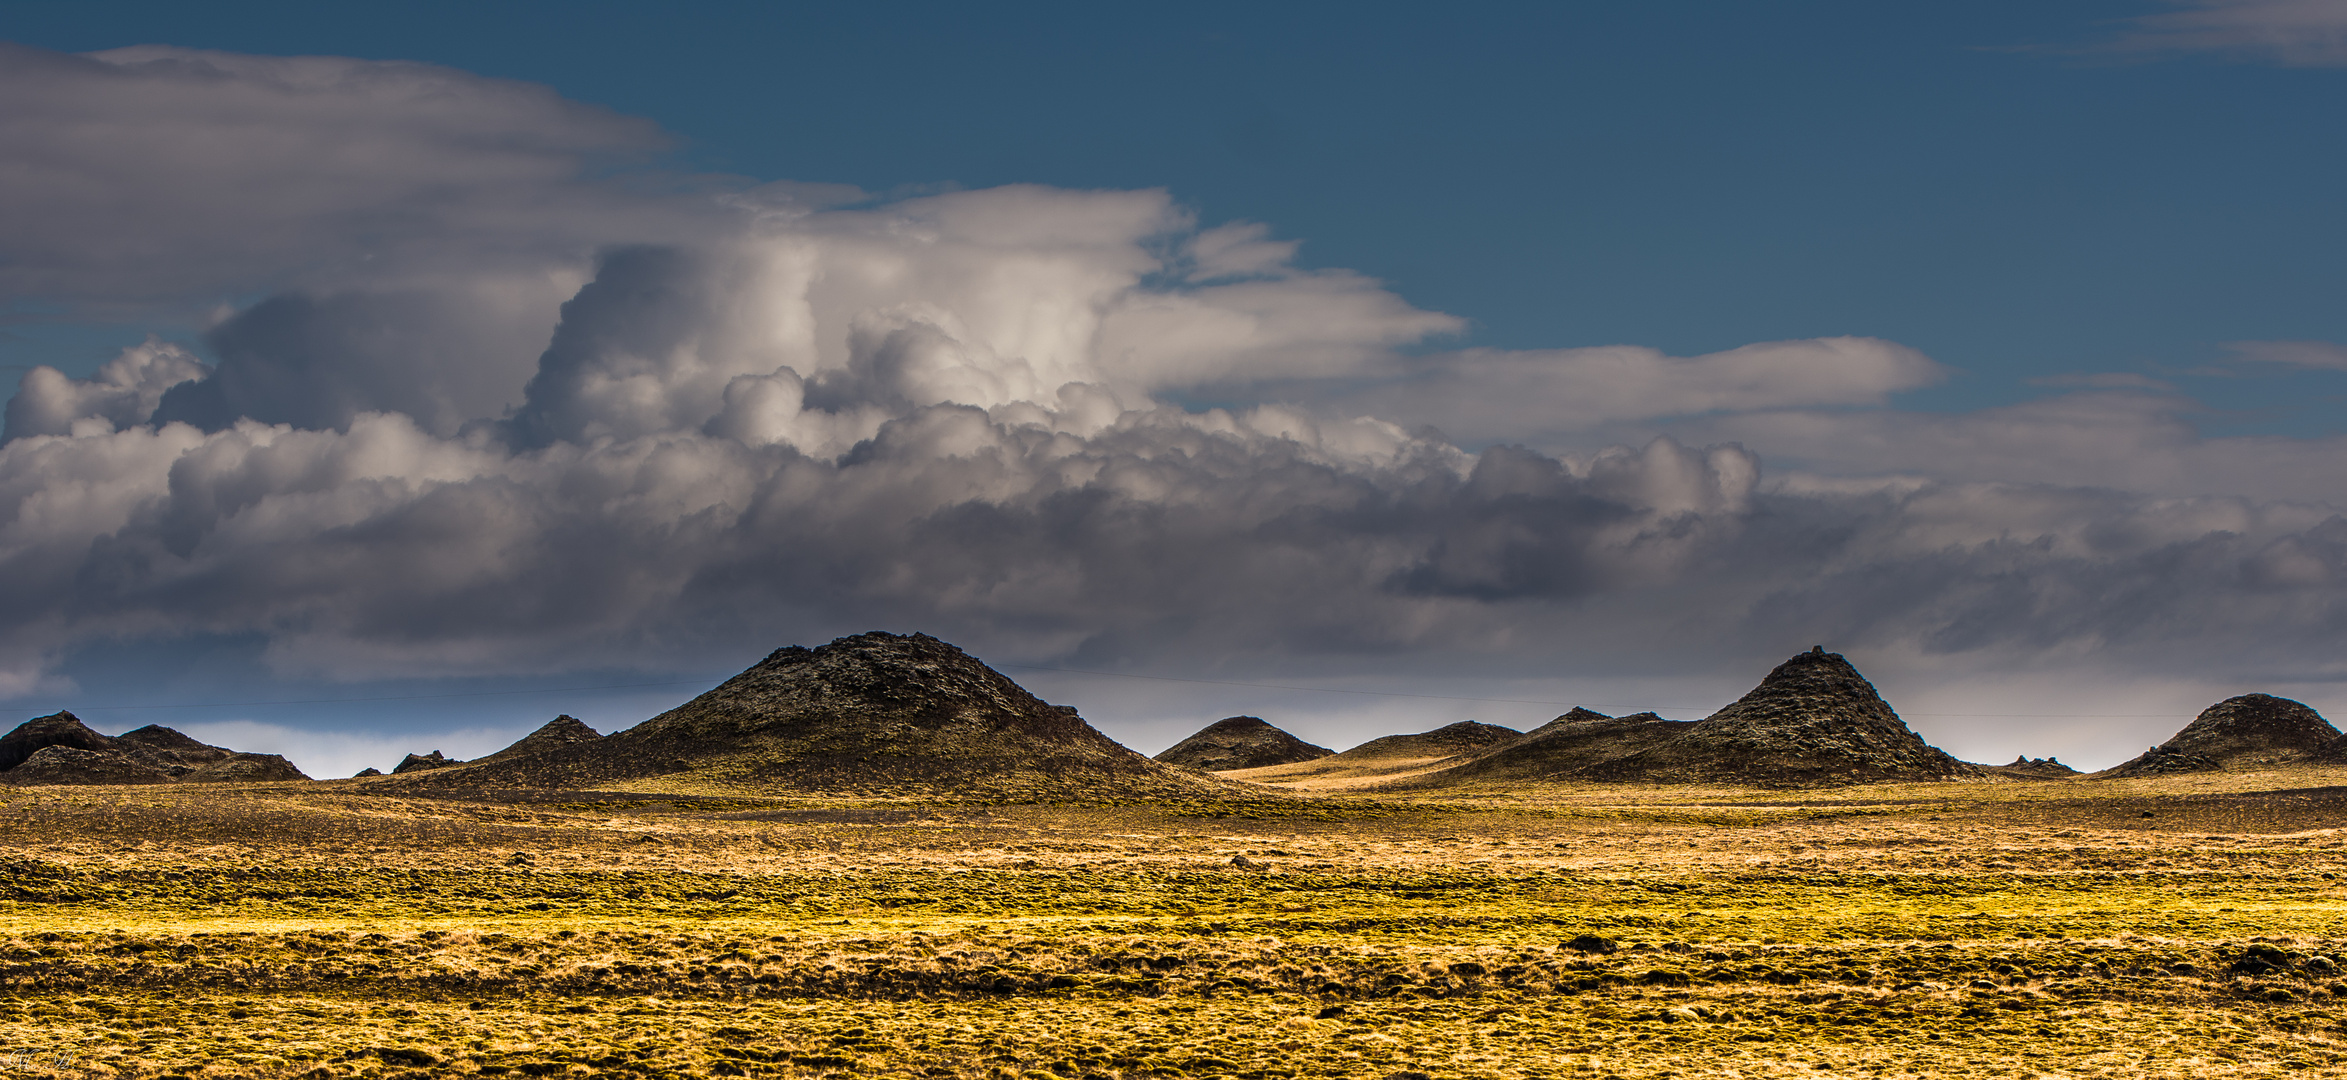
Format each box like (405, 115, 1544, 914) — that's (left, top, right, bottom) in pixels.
(1, 1, 2345, 777)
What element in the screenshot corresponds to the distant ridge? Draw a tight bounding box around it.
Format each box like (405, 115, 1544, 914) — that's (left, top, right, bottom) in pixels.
(1986, 755, 2081, 779)
(1402, 708, 1692, 786)
(1155, 717, 1331, 772)
(0, 711, 308, 785)
(396, 632, 1230, 799)
(2104, 694, 2340, 777)
(1338, 721, 1521, 761)
(1221, 720, 1520, 788)
(1393, 648, 1979, 788)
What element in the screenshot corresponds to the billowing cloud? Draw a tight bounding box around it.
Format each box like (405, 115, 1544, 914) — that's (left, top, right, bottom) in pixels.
(2097, 1, 2347, 66)
(3, 43, 2345, 766)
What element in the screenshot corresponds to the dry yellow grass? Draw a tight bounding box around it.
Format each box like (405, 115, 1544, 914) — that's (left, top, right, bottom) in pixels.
(5, 769, 2347, 1077)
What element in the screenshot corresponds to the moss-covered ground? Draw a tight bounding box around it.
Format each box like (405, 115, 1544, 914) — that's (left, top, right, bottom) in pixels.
(6, 772, 2347, 1077)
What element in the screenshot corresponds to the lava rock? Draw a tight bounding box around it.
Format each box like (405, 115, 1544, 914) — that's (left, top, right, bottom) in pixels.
(1155, 716, 1332, 771)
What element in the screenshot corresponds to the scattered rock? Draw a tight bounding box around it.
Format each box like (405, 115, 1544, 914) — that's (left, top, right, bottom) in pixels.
(113, 724, 236, 775)
(1154, 716, 1332, 771)
(1230, 855, 1258, 869)
(1564, 934, 1620, 955)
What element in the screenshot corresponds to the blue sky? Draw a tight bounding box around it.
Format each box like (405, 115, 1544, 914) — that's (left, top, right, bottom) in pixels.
(1, 2, 2345, 774)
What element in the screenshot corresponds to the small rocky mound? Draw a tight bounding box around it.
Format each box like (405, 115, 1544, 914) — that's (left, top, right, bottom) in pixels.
(1407, 649, 1976, 788)
(1401, 708, 1693, 786)
(1335, 721, 1521, 761)
(1984, 755, 2080, 779)
(114, 724, 236, 774)
(476, 715, 604, 764)
(395, 632, 1231, 799)
(0, 712, 312, 785)
(1574, 648, 1979, 786)
(6, 745, 171, 785)
(185, 753, 309, 783)
(2106, 694, 2340, 777)
(0, 712, 116, 772)
(393, 751, 456, 774)
(353, 767, 385, 778)
(1155, 717, 1332, 772)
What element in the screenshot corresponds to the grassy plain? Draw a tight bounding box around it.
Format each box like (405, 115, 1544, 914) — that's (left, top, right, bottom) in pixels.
(6, 770, 2347, 1078)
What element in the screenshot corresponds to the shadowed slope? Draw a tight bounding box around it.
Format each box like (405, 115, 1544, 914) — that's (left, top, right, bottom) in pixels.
(1155, 717, 1331, 772)
(2106, 694, 2340, 777)
(400, 632, 1229, 798)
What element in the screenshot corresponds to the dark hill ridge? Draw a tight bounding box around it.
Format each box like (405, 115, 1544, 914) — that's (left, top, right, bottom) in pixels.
(1402, 708, 1692, 786)
(1575, 648, 1979, 785)
(1400, 648, 1979, 788)
(398, 632, 1229, 798)
(394, 751, 456, 774)
(1986, 755, 2081, 779)
(1337, 721, 1520, 761)
(367, 716, 605, 777)
(2105, 694, 2340, 777)
(477, 714, 603, 764)
(0, 712, 308, 785)
(1155, 717, 1331, 772)
(1213, 720, 1521, 788)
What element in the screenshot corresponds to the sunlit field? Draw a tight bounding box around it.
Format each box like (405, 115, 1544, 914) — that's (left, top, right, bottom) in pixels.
(3, 771, 2347, 1079)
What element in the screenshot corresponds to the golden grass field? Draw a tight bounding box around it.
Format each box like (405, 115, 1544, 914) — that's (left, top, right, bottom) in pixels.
(8, 767, 2347, 1079)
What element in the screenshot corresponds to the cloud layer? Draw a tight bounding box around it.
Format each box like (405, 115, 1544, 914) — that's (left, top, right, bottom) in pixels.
(3, 42, 2345, 762)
